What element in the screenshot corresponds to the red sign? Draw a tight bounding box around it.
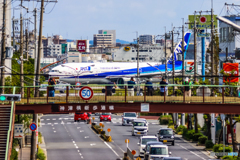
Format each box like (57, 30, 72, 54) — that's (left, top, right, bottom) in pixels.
(77, 40, 87, 52)
(223, 63, 239, 83)
(79, 86, 94, 101)
(29, 123, 37, 131)
(200, 16, 207, 23)
(75, 82, 81, 88)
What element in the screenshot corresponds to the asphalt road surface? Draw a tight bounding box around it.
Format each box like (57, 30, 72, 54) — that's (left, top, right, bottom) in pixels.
(39, 114, 211, 160)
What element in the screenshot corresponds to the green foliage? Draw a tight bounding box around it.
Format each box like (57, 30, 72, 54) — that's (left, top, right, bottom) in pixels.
(222, 156, 240, 160)
(183, 129, 195, 140)
(205, 140, 214, 149)
(38, 132, 43, 144)
(12, 138, 19, 148)
(176, 125, 186, 134)
(198, 135, 208, 144)
(159, 115, 172, 125)
(37, 147, 46, 160)
(14, 114, 33, 133)
(192, 133, 203, 141)
(168, 125, 175, 130)
(10, 148, 18, 160)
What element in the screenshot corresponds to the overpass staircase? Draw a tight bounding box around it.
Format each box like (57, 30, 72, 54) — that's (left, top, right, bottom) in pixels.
(0, 105, 15, 160)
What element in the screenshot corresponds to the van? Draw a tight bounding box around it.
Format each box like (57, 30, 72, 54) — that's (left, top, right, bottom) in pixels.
(148, 144, 171, 160)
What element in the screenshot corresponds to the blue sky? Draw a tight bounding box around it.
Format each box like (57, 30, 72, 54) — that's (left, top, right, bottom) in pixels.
(15, 0, 240, 41)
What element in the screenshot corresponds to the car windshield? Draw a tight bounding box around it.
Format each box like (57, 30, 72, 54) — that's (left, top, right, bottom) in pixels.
(134, 122, 146, 126)
(102, 113, 110, 115)
(150, 147, 168, 155)
(124, 113, 136, 117)
(142, 138, 158, 145)
(160, 130, 173, 135)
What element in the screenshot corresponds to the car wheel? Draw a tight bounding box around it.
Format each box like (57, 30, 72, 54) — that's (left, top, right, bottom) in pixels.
(74, 120, 76, 122)
(172, 141, 175, 146)
(122, 123, 125, 126)
(132, 132, 135, 136)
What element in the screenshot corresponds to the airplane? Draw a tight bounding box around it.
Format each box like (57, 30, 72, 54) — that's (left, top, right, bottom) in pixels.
(49, 32, 191, 87)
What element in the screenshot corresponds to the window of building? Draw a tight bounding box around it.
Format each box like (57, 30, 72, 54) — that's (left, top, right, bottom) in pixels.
(132, 50, 135, 52)
(149, 50, 152, 52)
(150, 57, 152, 60)
(72, 60, 75, 62)
(132, 58, 135, 60)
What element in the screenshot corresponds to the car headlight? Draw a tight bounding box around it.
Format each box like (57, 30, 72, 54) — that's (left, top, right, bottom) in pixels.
(171, 135, 174, 139)
(134, 130, 138, 132)
(160, 136, 163, 139)
(108, 116, 111, 118)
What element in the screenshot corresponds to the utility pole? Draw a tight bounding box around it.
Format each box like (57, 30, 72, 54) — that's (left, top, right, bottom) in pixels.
(172, 29, 175, 94)
(194, 12, 197, 82)
(181, 18, 185, 126)
(12, 18, 16, 49)
(165, 32, 167, 79)
(35, 0, 44, 97)
(33, 8, 37, 87)
(137, 37, 140, 95)
(1, 0, 7, 94)
(226, 47, 228, 62)
(20, 0, 24, 98)
(211, 0, 214, 86)
(25, 28, 29, 60)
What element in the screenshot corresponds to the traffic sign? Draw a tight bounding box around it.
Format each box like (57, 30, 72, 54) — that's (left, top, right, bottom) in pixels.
(107, 128, 111, 132)
(200, 16, 207, 23)
(92, 117, 95, 120)
(29, 123, 37, 131)
(14, 124, 24, 138)
(131, 150, 136, 155)
(79, 86, 94, 101)
(75, 82, 81, 88)
(125, 139, 129, 143)
(99, 123, 103, 126)
(136, 157, 141, 160)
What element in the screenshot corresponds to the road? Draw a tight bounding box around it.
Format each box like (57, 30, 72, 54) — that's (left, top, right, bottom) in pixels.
(39, 114, 211, 160)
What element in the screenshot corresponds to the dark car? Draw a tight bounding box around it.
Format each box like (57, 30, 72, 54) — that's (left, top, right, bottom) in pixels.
(143, 141, 164, 160)
(162, 157, 183, 160)
(157, 128, 175, 145)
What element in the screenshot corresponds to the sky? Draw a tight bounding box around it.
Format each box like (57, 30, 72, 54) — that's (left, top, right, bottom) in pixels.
(11, 0, 240, 42)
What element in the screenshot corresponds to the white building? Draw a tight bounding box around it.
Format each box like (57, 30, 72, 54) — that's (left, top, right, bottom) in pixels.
(68, 51, 81, 63)
(48, 44, 62, 56)
(93, 30, 116, 47)
(139, 35, 155, 44)
(113, 45, 169, 62)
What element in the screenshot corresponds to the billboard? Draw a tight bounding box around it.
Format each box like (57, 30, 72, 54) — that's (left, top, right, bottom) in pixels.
(188, 15, 218, 29)
(223, 63, 239, 83)
(77, 40, 87, 52)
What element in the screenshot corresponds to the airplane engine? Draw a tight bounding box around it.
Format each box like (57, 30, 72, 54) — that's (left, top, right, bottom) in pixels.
(116, 78, 131, 89)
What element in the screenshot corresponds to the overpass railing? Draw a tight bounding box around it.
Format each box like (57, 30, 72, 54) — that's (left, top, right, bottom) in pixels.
(0, 84, 240, 104)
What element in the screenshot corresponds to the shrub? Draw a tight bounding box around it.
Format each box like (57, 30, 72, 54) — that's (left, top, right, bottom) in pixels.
(177, 132, 183, 135)
(38, 132, 42, 144)
(159, 115, 172, 125)
(168, 120, 173, 126)
(37, 148, 46, 160)
(192, 133, 203, 142)
(176, 125, 186, 134)
(213, 144, 223, 152)
(218, 146, 233, 153)
(168, 125, 174, 130)
(222, 156, 240, 160)
(10, 148, 18, 160)
(198, 135, 207, 144)
(187, 130, 195, 140)
(205, 140, 214, 149)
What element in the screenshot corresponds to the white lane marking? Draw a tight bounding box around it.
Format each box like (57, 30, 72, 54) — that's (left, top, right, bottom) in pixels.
(106, 122, 110, 124)
(73, 122, 77, 124)
(70, 118, 74, 119)
(80, 122, 85, 124)
(77, 127, 81, 129)
(73, 141, 75, 143)
(84, 136, 89, 138)
(40, 119, 44, 121)
(52, 118, 56, 120)
(76, 146, 78, 148)
(59, 118, 62, 120)
(90, 143, 96, 146)
(179, 145, 206, 160)
(47, 119, 50, 120)
(54, 123, 58, 124)
(67, 122, 71, 124)
(61, 121, 64, 124)
(48, 123, 51, 125)
(80, 130, 84, 132)
(112, 122, 116, 124)
(53, 128, 55, 129)
(53, 131, 56, 133)
(104, 142, 119, 157)
(42, 123, 45, 125)
(79, 153, 82, 155)
(81, 156, 83, 159)
(77, 150, 80, 152)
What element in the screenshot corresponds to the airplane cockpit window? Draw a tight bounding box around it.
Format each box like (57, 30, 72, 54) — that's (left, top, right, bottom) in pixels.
(51, 70, 59, 72)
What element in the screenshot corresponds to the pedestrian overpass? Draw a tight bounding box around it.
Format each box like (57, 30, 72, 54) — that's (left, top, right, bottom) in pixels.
(2, 84, 240, 159)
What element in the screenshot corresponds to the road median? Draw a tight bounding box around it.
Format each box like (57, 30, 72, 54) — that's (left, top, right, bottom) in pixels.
(91, 122, 112, 142)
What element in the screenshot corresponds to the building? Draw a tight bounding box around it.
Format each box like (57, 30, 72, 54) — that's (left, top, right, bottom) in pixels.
(93, 30, 116, 47)
(139, 35, 155, 44)
(89, 46, 119, 55)
(219, 15, 239, 60)
(156, 39, 172, 47)
(68, 51, 81, 63)
(113, 45, 171, 62)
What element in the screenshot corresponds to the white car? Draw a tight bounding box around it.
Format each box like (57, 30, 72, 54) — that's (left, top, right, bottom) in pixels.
(132, 119, 148, 136)
(122, 112, 138, 126)
(148, 144, 171, 160)
(136, 118, 149, 130)
(138, 136, 158, 157)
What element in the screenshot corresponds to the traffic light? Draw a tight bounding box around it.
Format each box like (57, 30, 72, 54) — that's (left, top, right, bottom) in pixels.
(0, 94, 21, 101)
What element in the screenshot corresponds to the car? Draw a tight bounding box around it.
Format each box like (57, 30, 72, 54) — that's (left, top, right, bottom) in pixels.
(136, 118, 149, 130)
(74, 112, 89, 122)
(143, 141, 164, 160)
(157, 128, 175, 146)
(148, 144, 171, 160)
(162, 158, 182, 160)
(132, 119, 148, 136)
(100, 113, 111, 122)
(122, 112, 138, 126)
(95, 112, 100, 116)
(138, 136, 158, 157)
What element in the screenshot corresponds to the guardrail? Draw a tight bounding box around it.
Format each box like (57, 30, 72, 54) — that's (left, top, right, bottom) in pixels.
(1, 84, 240, 104)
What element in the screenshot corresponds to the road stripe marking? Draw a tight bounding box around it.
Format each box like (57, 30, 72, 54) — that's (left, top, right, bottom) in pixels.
(53, 131, 56, 133)
(179, 145, 206, 160)
(54, 123, 58, 124)
(52, 118, 56, 120)
(47, 119, 50, 120)
(42, 123, 45, 125)
(73, 141, 75, 143)
(48, 123, 51, 125)
(104, 142, 119, 157)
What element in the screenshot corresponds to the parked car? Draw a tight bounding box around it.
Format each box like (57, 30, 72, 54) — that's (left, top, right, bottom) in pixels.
(157, 128, 175, 146)
(74, 112, 89, 122)
(138, 136, 158, 157)
(143, 141, 164, 160)
(132, 119, 148, 136)
(100, 113, 111, 122)
(148, 144, 171, 159)
(122, 112, 138, 126)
